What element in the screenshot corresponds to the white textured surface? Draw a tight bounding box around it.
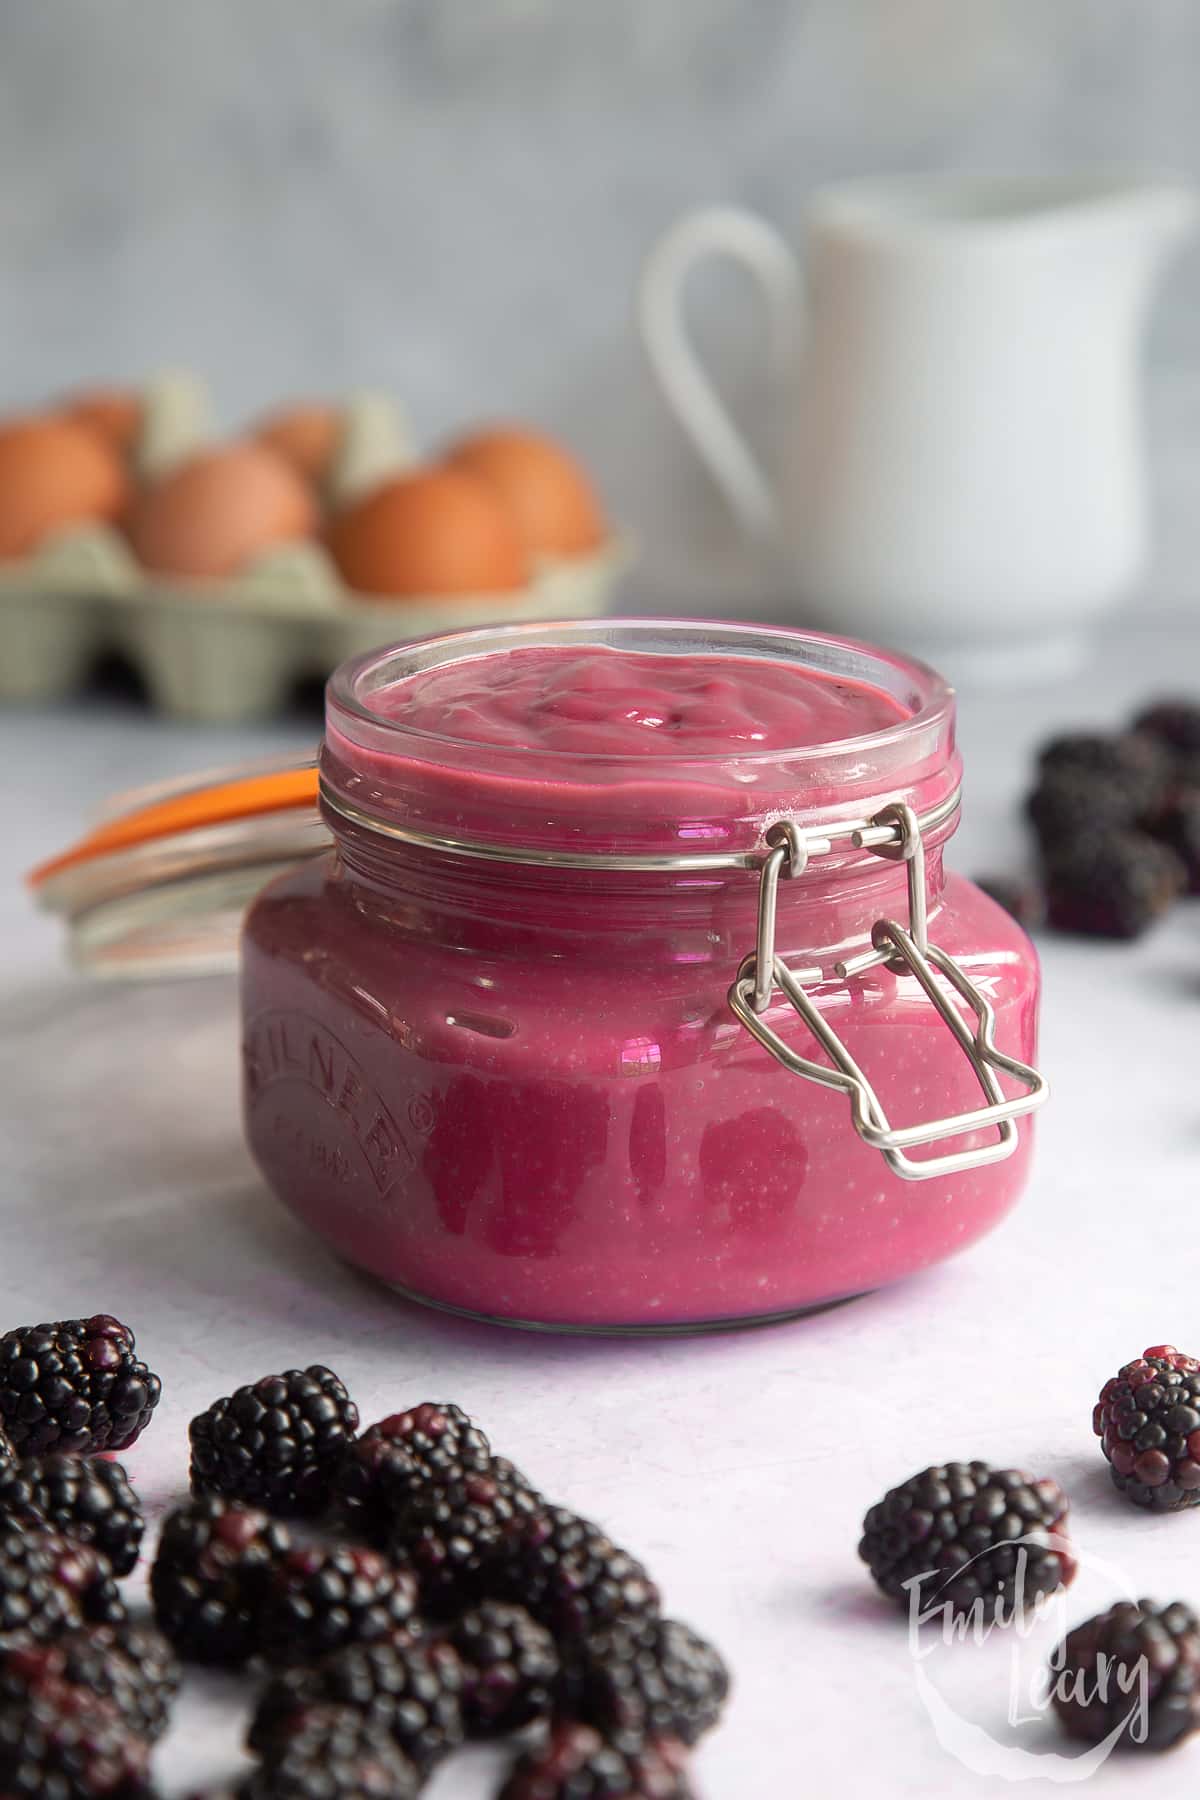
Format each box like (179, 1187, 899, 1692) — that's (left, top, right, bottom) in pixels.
(2, 620, 1200, 1795)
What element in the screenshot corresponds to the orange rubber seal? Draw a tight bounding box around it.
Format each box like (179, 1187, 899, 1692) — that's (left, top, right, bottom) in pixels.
(28, 765, 320, 888)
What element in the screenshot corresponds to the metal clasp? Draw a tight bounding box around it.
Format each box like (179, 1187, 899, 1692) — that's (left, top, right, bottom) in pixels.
(729, 803, 1048, 1182)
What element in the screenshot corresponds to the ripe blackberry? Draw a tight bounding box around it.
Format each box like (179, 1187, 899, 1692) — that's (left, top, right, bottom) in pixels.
(0, 1682, 151, 1797)
(150, 1495, 291, 1665)
(0, 1422, 14, 1469)
(1148, 793, 1200, 894)
(259, 1544, 421, 1665)
(42, 1529, 125, 1627)
(1027, 766, 1153, 847)
(564, 1617, 729, 1748)
(447, 1601, 559, 1737)
(388, 1457, 542, 1618)
(0, 1522, 85, 1647)
(1094, 1344, 1200, 1510)
(243, 1705, 420, 1800)
(1037, 729, 1170, 803)
(1051, 1599, 1200, 1751)
(1133, 698, 1200, 757)
(499, 1723, 693, 1800)
(0, 1455, 145, 1577)
(66, 1621, 179, 1743)
(0, 1466, 43, 1527)
(0, 1521, 124, 1643)
(495, 1506, 661, 1644)
(1042, 829, 1185, 939)
(250, 1637, 464, 1773)
(858, 1461, 1075, 1620)
(190, 1366, 359, 1519)
(0, 1619, 180, 1743)
(0, 1316, 161, 1455)
(333, 1404, 491, 1545)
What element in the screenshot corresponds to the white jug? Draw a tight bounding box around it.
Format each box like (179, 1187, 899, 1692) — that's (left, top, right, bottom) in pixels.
(641, 177, 1196, 672)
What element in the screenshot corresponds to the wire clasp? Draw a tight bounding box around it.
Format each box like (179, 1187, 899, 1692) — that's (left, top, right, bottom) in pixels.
(729, 802, 1048, 1181)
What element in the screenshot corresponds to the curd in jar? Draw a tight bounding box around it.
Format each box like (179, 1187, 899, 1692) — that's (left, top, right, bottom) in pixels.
(241, 621, 1041, 1331)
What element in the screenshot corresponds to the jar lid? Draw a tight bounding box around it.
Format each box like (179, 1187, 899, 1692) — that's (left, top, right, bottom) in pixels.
(30, 757, 327, 978)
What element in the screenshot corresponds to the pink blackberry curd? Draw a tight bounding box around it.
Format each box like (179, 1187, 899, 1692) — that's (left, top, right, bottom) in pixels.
(241, 621, 1040, 1331)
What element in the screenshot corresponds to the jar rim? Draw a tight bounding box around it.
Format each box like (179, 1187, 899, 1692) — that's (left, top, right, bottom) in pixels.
(325, 617, 954, 769)
(322, 618, 960, 862)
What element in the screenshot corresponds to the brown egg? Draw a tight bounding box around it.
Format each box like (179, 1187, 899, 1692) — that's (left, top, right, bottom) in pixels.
(63, 387, 142, 455)
(328, 467, 529, 598)
(0, 415, 130, 561)
(127, 442, 317, 579)
(443, 425, 606, 557)
(255, 404, 342, 484)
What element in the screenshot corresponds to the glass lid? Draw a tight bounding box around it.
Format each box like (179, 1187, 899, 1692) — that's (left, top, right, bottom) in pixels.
(30, 755, 327, 979)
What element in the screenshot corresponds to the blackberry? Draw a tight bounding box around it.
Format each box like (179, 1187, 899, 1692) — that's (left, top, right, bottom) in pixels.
(495, 1506, 661, 1644)
(388, 1457, 542, 1618)
(151, 1496, 291, 1665)
(564, 1617, 729, 1748)
(1043, 829, 1184, 938)
(64, 1621, 179, 1742)
(43, 1530, 125, 1627)
(190, 1367, 359, 1519)
(446, 1601, 559, 1737)
(1093, 1344, 1200, 1510)
(1133, 698, 1200, 757)
(243, 1705, 420, 1800)
(1051, 1599, 1200, 1751)
(499, 1723, 693, 1800)
(333, 1404, 491, 1545)
(0, 1522, 86, 1647)
(1037, 729, 1170, 804)
(250, 1637, 464, 1773)
(0, 1421, 14, 1469)
(0, 1521, 124, 1642)
(0, 1316, 161, 1456)
(0, 1620, 180, 1743)
(1147, 793, 1200, 894)
(0, 1682, 151, 1797)
(259, 1545, 421, 1666)
(975, 875, 1044, 930)
(858, 1461, 1075, 1620)
(1026, 766, 1154, 848)
(0, 1466, 42, 1528)
(0, 1455, 145, 1577)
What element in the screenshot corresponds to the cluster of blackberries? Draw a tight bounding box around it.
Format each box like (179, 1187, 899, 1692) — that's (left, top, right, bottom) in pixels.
(989, 695, 1200, 939)
(0, 1313, 173, 1796)
(143, 1369, 726, 1797)
(858, 1343, 1200, 1754)
(0, 1319, 726, 1796)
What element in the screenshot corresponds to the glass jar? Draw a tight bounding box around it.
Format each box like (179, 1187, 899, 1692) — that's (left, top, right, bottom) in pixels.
(240, 619, 1045, 1332)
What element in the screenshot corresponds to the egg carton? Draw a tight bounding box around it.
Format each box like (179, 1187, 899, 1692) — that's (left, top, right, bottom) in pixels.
(0, 527, 627, 723)
(0, 375, 630, 722)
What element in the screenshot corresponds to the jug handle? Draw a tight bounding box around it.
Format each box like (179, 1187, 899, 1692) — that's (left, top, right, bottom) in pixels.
(639, 207, 801, 542)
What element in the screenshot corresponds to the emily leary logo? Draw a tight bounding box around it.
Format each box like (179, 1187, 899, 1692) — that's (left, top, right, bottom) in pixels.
(904, 1537, 1150, 1780)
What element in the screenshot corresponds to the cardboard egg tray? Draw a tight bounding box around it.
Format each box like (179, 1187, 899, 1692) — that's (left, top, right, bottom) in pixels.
(0, 374, 629, 722)
(0, 527, 628, 723)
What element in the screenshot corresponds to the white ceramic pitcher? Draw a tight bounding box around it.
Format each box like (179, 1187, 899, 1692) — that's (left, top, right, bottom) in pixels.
(640, 176, 1195, 670)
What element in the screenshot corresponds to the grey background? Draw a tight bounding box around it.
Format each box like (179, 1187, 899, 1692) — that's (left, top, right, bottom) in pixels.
(3, 0, 1200, 615)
